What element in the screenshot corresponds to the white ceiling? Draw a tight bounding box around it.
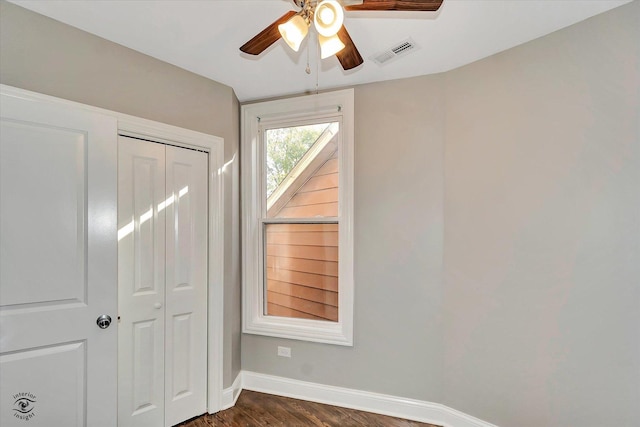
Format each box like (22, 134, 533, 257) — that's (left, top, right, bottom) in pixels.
(11, 0, 631, 102)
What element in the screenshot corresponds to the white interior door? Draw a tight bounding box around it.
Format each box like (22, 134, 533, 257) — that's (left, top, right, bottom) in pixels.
(164, 145, 208, 426)
(118, 137, 208, 427)
(0, 92, 118, 426)
(117, 137, 166, 427)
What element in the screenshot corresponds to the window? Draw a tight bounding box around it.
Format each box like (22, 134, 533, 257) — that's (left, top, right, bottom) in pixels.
(241, 90, 354, 345)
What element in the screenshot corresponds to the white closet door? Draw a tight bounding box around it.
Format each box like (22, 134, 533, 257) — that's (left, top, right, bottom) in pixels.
(0, 92, 117, 426)
(164, 145, 208, 426)
(118, 138, 208, 427)
(118, 136, 166, 427)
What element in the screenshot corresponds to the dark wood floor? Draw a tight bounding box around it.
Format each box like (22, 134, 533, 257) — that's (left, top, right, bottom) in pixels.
(177, 390, 439, 427)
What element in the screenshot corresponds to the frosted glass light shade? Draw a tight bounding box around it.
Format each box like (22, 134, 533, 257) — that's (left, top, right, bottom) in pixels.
(319, 33, 345, 59)
(314, 0, 344, 37)
(278, 14, 309, 52)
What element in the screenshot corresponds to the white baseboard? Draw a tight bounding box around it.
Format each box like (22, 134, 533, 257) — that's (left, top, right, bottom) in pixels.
(222, 371, 498, 427)
(220, 373, 243, 411)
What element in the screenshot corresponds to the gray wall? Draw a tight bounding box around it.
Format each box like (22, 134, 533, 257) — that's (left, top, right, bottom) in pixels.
(241, 75, 446, 402)
(443, 2, 639, 426)
(242, 2, 639, 426)
(0, 0, 242, 388)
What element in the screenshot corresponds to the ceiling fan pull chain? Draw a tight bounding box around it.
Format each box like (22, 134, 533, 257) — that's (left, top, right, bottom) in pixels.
(306, 39, 311, 74)
(315, 34, 320, 95)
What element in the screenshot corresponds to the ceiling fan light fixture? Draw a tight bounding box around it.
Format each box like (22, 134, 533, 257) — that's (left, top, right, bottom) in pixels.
(314, 0, 344, 37)
(278, 14, 309, 51)
(318, 33, 345, 59)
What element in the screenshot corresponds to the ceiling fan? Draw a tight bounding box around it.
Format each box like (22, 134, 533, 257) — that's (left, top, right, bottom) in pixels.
(240, 0, 444, 70)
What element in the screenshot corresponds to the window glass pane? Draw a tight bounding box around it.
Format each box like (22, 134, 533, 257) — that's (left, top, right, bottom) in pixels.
(264, 223, 338, 322)
(266, 122, 339, 219)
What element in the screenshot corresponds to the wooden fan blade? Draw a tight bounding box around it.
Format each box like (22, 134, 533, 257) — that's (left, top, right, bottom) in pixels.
(345, 0, 443, 12)
(240, 11, 297, 55)
(335, 26, 363, 70)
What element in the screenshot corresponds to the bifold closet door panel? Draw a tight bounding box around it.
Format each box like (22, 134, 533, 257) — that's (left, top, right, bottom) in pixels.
(117, 137, 166, 427)
(164, 145, 208, 426)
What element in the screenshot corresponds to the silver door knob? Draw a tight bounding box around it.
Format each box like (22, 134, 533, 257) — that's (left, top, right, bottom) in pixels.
(96, 314, 112, 329)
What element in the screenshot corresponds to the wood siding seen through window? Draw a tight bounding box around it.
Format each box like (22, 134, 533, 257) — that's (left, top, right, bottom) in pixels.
(265, 223, 338, 321)
(265, 152, 339, 322)
(273, 152, 338, 219)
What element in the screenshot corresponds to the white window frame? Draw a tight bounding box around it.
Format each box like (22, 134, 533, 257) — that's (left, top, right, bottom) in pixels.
(241, 89, 354, 346)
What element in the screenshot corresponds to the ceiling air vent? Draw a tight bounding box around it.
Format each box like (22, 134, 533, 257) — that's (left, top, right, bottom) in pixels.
(371, 38, 419, 65)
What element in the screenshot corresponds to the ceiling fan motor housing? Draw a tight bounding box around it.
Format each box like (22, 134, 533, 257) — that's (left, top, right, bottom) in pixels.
(314, 1, 345, 37)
